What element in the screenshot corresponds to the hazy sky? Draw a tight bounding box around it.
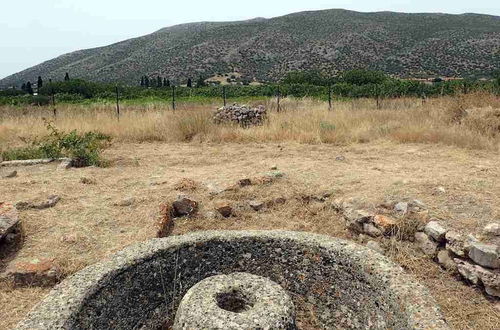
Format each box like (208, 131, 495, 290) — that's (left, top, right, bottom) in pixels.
(1, 0, 499, 79)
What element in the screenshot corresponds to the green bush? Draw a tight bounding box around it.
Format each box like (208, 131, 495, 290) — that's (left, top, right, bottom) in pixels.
(1, 123, 111, 167)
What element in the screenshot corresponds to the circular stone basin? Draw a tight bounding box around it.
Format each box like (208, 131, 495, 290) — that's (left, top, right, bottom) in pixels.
(16, 231, 449, 329)
(173, 273, 296, 329)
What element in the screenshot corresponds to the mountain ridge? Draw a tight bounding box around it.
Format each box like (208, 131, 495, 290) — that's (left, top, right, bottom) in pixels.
(1, 9, 499, 87)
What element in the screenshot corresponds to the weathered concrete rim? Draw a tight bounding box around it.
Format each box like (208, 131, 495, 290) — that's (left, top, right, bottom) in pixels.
(16, 230, 449, 329)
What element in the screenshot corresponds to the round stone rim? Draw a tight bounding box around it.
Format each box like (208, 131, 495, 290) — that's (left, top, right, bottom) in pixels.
(173, 272, 296, 329)
(15, 230, 449, 329)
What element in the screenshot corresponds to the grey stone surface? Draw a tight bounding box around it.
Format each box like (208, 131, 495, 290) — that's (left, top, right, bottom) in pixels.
(445, 231, 466, 257)
(455, 259, 480, 285)
(394, 202, 409, 214)
(363, 223, 382, 237)
(3, 170, 17, 178)
(0, 202, 19, 242)
(172, 196, 198, 217)
(424, 221, 447, 243)
(437, 250, 456, 271)
(248, 200, 264, 211)
(415, 232, 438, 256)
(16, 231, 449, 330)
(484, 223, 500, 236)
(468, 242, 500, 269)
(16, 195, 61, 210)
(174, 273, 296, 329)
(366, 241, 384, 254)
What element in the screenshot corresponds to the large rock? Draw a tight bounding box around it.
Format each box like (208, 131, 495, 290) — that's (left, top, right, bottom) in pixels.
(424, 221, 447, 243)
(0, 202, 19, 242)
(3, 258, 61, 287)
(455, 259, 480, 285)
(414, 232, 438, 256)
(468, 242, 500, 269)
(172, 196, 199, 217)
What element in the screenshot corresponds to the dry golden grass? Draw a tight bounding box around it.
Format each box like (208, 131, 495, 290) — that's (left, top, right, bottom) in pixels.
(1, 93, 499, 151)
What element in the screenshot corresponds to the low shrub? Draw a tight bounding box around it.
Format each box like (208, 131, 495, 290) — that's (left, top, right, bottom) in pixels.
(1, 122, 111, 166)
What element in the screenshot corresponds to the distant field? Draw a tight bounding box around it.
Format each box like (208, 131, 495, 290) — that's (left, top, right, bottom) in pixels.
(1, 93, 499, 151)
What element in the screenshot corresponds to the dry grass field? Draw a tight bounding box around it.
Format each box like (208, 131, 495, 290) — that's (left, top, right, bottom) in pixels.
(1, 94, 500, 329)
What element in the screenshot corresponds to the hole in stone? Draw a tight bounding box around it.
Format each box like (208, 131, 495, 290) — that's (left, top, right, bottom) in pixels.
(216, 289, 253, 313)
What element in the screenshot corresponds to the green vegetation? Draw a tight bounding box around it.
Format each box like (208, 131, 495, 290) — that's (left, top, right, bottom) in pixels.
(1, 122, 111, 167)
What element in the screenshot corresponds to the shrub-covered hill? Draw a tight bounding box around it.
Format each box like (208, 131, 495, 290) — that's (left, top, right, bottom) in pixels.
(1, 9, 499, 88)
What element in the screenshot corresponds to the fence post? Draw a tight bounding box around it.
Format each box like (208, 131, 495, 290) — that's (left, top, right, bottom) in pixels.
(463, 80, 468, 95)
(328, 85, 332, 111)
(277, 85, 281, 113)
(375, 85, 380, 110)
(51, 84, 56, 118)
(223, 86, 226, 107)
(172, 85, 176, 111)
(115, 86, 120, 120)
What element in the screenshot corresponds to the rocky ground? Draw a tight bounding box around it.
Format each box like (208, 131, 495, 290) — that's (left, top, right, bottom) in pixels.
(1, 141, 499, 329)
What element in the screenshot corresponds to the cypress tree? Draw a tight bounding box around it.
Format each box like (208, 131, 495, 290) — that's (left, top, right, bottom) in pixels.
(165, 79, 170, 87)
(145, 76, 150, 88)
(157, 76, 162, 88)
(140, 76, 145, 87)
(163, 78, 167, 87)
(187, 78, 192, 88)
(26, 81, 34, 95)
(37, 76, 43, 89)
(64, 72, 70, 81)
(21, 83, 26, 91)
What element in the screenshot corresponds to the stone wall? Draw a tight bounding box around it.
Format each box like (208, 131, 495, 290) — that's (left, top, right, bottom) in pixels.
(213, 104, 266, 127)
(16, 231, 448, 330)
(335, 199, 500, 299)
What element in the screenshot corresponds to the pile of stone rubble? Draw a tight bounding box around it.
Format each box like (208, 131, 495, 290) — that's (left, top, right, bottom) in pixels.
(213, 104, 266, 127)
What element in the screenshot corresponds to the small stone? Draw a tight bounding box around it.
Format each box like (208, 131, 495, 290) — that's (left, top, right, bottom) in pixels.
(4, 170, 17, 178)
(60, 234, 78, 244)
(335, 155, 346, 161)
(114, 197, 135, 207)
(345, 209, 374, 233)
(415, 232, 438, 256)
(238, 178, 252, 187)
(411, 199, 426, 209)
(366, 241, 384, 254)
(173, 178, 199, 191)
(436, 186, 446, 194)
(363, 223, 382, 237)
(424, 221, 447, 242)
(270, 165, 278, 170)
(80, 177, 96, 185)
(373, 215, 397, 234)
(172, 197, 198, 217)
(468, 242, 500, 269)
(206, 183, 225, 196)
(249, 200, 264, 211)
(267, 171, 284, 179)
(394, 202, 409, 214)
(58, 159, 72, 170)
(437, 250, 457, 271)
(215, 202, 232, 218)
(3, 258, 61, 287)
(484, 223, 500, 236)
